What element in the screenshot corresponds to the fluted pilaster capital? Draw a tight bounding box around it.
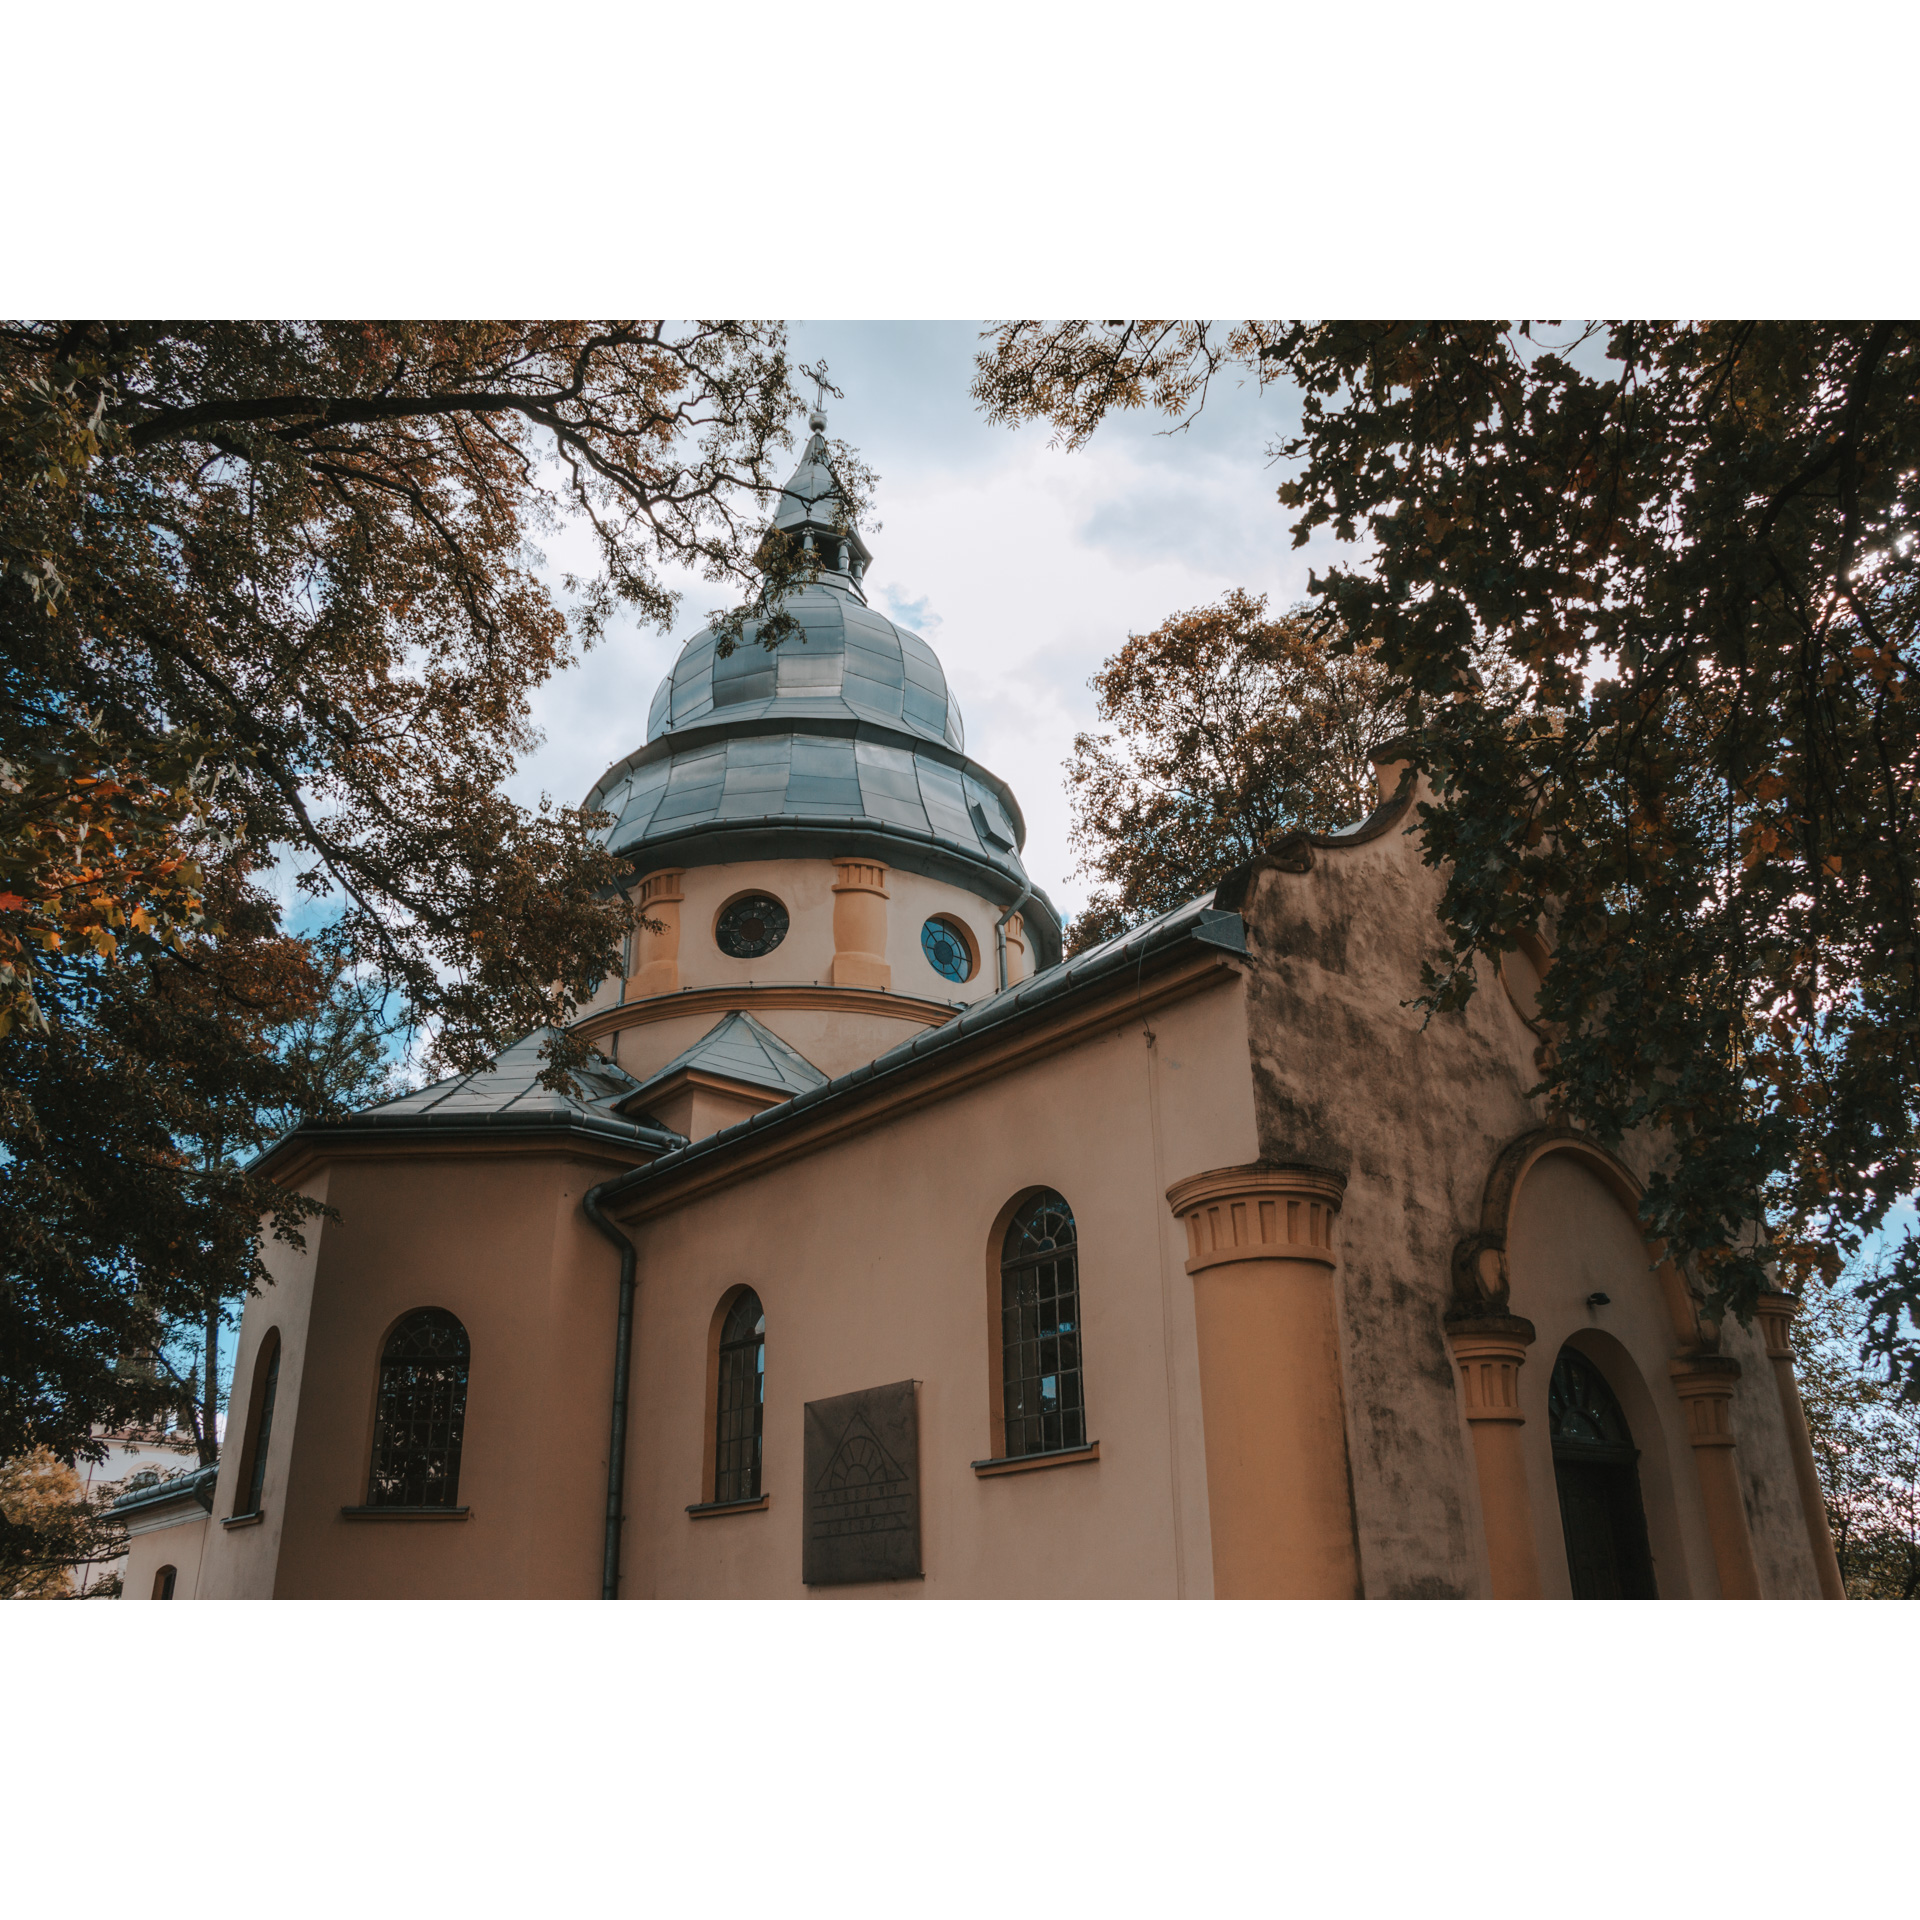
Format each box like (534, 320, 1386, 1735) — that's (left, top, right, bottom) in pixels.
(1754, 1291, 1800, 1361)
(830, 857, 889, 896)
(637, 867, 685, 906)
(1165, 1163, 1344, 1275)
(1445, 1314, 1537, 1424)
(1669, 1353, 1743, 1447)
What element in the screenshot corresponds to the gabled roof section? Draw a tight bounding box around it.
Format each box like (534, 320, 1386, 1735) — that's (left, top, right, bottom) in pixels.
(248, 1027, 689, 1176)
(364, 1027, 653, 1127)
(618, 1011, 828, 1113)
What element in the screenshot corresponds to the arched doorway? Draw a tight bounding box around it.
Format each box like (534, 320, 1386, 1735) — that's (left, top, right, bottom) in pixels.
(1550, 1348, 1657, 1598)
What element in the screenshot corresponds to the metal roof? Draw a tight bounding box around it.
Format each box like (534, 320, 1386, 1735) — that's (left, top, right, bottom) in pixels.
(619, 1011, 828, 1111)
(363, 1027, 661, 1127)
(247, 1028, 691, 1165)
(110, 1460, 219, 1518)
(640, 579, 964, 753)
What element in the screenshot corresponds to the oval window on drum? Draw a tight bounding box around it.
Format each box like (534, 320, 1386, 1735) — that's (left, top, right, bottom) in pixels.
(921, 916, 973, 984)
(716, 893, 789, 959)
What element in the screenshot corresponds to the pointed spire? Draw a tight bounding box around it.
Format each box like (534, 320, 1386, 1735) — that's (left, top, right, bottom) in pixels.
(770, 382, 872, 600)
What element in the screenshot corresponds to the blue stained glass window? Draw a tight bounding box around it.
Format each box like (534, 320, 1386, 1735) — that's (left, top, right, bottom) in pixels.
(921, 916, 972, 983)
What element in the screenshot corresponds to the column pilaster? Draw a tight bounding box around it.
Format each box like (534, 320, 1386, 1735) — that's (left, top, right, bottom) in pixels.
(1444, 1313, 1544, 1598)
(1753, 1294, 1845, 1599)
(630, 869, 684, 999)
(830, 858, 890, 991)
(1164, 1164, 1360, 1598)
(1669, 1354, 1762, 1598)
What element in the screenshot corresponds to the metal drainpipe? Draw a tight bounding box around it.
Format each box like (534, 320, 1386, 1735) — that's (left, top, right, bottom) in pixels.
(995, 880, 1033, 992)
(582, 1183, 637, 1600)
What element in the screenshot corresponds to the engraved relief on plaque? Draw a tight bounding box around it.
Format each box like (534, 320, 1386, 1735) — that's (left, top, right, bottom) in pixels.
(802, 1380, 921, 1586)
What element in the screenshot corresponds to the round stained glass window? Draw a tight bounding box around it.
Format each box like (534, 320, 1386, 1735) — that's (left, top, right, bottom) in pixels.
(716, 893, 789, 959)
(921, 916, 973, 983)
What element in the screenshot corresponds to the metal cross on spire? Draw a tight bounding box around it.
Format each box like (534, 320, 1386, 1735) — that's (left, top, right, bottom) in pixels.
(808, 375, 828, 434)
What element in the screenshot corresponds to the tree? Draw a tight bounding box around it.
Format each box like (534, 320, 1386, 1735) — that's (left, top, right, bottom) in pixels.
(144, 945, 405, 1468)
(1, 853, 332, 1461)
(3, 323, 858, 1461)
(1065, 591, 1392, 951)
(976, 322, 1920, 1382)
(1798, 1262, 1920, 1597)
(2, 322, 862, 1072)
(0, 1449, 126, 1599)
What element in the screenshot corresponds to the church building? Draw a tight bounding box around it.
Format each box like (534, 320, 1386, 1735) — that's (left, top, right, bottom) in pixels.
(120, 407, 1844, 1601)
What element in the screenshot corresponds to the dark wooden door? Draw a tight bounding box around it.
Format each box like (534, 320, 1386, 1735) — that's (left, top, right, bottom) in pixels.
(1549, 1350, 1657, 1599)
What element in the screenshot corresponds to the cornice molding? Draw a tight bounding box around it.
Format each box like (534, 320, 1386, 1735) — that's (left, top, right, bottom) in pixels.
(261, 1129, 661, 1192)
(576, 981, 961, 1045)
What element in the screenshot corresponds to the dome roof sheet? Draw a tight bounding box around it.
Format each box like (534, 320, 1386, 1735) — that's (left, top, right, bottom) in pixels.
(646, 581, 963, 752)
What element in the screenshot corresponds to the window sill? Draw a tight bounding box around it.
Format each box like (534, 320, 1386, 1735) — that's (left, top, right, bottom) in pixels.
(971, 1441, 1100, 1478)
(221, 1510, 265, 1530)
(686, 1495, 770, 1518)
(340, 1505, 471, 1520)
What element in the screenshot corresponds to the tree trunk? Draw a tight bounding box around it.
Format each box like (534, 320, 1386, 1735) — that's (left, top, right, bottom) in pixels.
(199, 1302, 219, 1466)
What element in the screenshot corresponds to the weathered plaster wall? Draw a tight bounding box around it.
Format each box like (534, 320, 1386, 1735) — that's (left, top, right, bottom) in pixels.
(1237, 783, 1826, 1599)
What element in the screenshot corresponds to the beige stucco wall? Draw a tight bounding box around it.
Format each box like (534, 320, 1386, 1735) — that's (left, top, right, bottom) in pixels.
(1236, 780, 1827, 1599)
(203, 1149, 638, 1598)
(574, 856, 1022, 1033)
(598, 1001, 945, 1087)
(121, 1509, 209, 1599)
(617, 972, 1253, 1598)
(195, 1166, 330, 1599)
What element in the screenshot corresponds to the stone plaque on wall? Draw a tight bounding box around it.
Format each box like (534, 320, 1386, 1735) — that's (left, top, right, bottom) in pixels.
(802, 1380, 921, 1587)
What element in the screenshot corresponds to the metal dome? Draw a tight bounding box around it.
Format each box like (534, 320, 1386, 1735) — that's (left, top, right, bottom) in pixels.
(644, 580, 965, 753)
(581, 410, 1061, 969)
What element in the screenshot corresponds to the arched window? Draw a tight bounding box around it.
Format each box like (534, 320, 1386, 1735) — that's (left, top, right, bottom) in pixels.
(233, 1331, 280, 1518)
(152, 1565, 177, 1600)
(714, 1290, 766, 1504)
(999, 1191, 1085, 1458)
(367, 1309, 470, 1509)
(1550, 1348, 1656, 1598)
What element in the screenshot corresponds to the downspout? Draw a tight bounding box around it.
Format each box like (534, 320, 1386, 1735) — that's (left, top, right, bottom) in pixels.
(994, 879, 1033, 992)
(583, 1183, 637, 1600)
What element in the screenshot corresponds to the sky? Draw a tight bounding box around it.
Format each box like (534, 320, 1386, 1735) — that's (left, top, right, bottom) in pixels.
(508, 321, 1350, 925)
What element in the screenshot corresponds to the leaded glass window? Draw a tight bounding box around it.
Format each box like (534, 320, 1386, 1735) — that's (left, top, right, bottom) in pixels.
(237, 1335, 279, 1517)
(716, 894, 788, 959)
(367, 1308, 470, 1508)
(1000, 1191, 1086, 1458)
(921, 916, 972, 983)
(714, 1290, 766, 1503)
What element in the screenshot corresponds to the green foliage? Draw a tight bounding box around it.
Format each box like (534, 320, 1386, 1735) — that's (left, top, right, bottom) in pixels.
(0, 1449, 127, 1599)
(1065, 591, 1392, 952)
(1, 322, 841, 1461)
(1798, 1264, 1920, 1597)
(977, 321, 1920, 1381)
